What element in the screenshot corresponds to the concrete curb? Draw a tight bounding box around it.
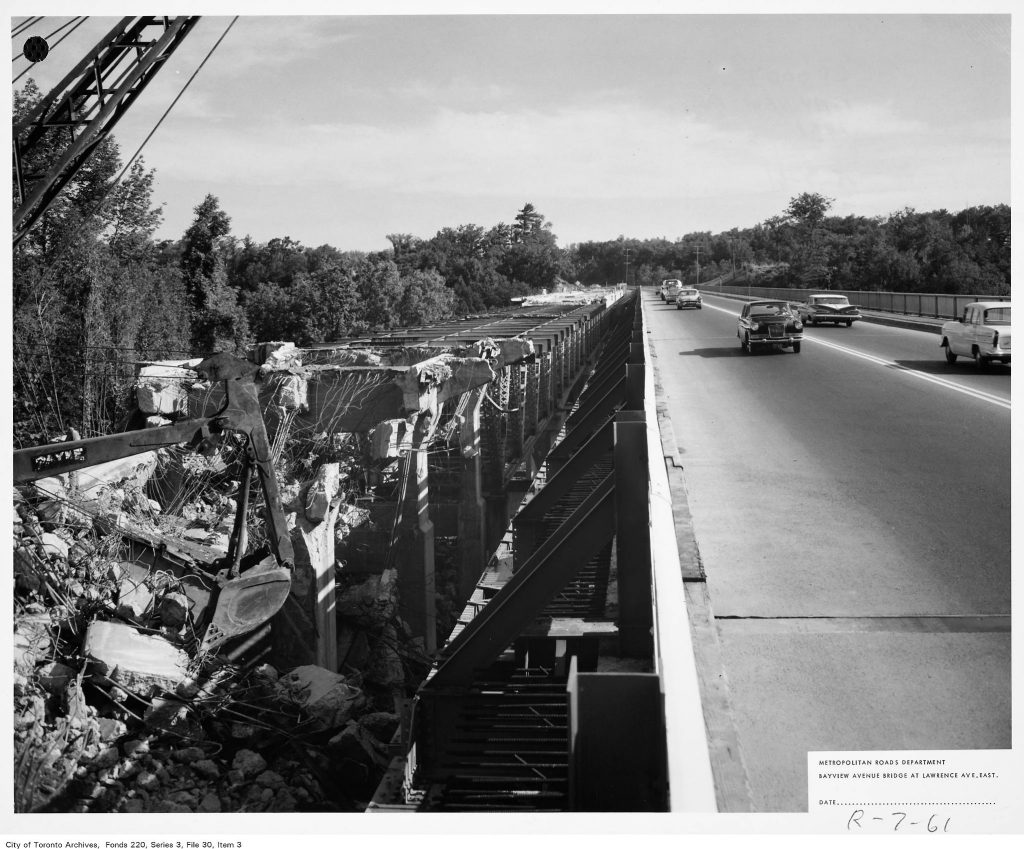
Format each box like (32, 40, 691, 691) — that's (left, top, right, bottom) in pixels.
(642, 293, 755, 813)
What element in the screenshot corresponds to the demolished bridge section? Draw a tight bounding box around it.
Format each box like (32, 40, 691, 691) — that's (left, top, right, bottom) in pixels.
(131, 293, 623, 668)
(13, 291, 624, 812)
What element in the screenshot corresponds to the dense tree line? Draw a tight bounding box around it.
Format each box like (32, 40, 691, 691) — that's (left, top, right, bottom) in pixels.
(12, 76, 1010, 443)
(568, 192, 1010, 296)
(12, 83, 567, 440)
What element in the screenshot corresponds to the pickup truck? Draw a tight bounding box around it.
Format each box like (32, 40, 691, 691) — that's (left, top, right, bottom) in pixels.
(940, 301, 1011, 367)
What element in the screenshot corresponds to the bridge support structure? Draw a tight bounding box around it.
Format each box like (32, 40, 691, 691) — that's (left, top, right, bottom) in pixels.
(373, 290, 701, 812)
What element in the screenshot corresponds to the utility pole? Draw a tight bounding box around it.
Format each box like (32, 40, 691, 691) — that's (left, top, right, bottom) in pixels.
(694, 243, 701, 286)
(624, 247, 632, 286)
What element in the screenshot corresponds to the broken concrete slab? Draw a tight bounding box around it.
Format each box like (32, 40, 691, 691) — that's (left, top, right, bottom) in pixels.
(136, 381, 188, 417)
(14, 613, 53, 673)
(437, 357, 497, 404)
(39, 532, 70, 560)
(112, 559, 149, 587)
(300, 348, 384, 368)
(304, 463, 340, 523)
(275, 665, 364, 731)
(158, 592, 191, 628)
(327, 720, 388, 772)
(135, 361, 200, 416)
(84, 620, 189, 696)
(471, 337, 535, 369)
(255, 341, 302, 374)
(35, 452, 158, 508)
(232, 748, 267, 779)
(37, 661, 76, 695)
(336, 568, 399, 626)
(144, 697, 201, 736)
(117, 579, 153, 621)
(269, 373, 308, 411)
(368, 419, 412, 461)
(289, 367, 406, 434)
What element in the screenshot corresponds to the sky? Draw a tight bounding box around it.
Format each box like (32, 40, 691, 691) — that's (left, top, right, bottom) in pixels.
(8, 3, 1013, 253)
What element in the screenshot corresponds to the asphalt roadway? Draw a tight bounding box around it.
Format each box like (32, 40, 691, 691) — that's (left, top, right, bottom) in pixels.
(644, 290, 1011, 812)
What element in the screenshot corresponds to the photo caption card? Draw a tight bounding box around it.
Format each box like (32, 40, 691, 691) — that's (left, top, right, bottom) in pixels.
(808, 749, 1018, 833)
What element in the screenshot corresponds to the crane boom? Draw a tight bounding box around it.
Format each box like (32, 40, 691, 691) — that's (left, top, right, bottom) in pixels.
(12, 15, 201, 246)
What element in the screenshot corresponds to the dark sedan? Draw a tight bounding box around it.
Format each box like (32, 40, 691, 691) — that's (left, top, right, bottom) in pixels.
(737, 300, 804, 353)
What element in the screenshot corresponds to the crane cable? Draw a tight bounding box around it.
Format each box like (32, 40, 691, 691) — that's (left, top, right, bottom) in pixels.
(111, 16, 239, 190)
(12, 16, 83, 61)
(11, 16, 42, 39)
(12, 16, 240, 441)
(13, 17, 89, 82)
(15, 15, 237, 256)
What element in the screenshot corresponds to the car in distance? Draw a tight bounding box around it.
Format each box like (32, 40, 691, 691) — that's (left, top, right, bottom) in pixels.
(796, 293, 861, 327)
(675, 287, 702, 310)
(738, 300, 804, 353)
(659, 279, 683, 302)
(940, 301, 1011, 367)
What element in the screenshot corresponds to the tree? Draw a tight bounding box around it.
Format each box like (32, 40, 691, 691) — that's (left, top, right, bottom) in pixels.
(386, 232, 421, 267)
(245, 280, 314, 345)
(783, 192, 835, 286)
(180, 195, 248, 353)
(512, 203, 545, 243)
(353, 256, 405, 332)
(415, 224, 510, 311)
(101, 158, 164, 261)
(191, 262, 251, 354)
(503, 204, 567, 290)
(398, 269, 456, 326)
(13, 80, 191, 438)
(786, 192, 834, 228)
(227, 235, 310, 293)
(181, 194, 232, 306)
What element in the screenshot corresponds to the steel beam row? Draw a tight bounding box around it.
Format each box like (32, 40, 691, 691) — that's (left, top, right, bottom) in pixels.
(377, 290, 670, 812)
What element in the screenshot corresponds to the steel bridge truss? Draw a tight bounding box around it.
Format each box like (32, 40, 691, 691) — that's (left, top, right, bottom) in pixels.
(376, 291, 669, 812)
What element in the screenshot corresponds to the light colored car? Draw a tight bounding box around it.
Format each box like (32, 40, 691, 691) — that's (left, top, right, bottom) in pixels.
(659, 279, 683, 301)
(675, 288, 702, 310)
(796, 294, 861, 326)
(737, 300, 803, 354)
(940, 301, 1011, 367)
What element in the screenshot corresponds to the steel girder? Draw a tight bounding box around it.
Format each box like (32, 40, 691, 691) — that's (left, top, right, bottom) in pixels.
(425, 470, 616, 690)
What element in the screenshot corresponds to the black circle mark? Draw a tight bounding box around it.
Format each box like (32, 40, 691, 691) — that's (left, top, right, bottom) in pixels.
(25, 36, 50, 63)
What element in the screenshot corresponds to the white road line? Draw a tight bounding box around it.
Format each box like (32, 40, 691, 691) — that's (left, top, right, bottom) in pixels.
(697, 300, 1011, 410)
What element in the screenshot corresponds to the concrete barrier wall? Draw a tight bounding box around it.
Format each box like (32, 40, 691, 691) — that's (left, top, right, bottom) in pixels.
(642, 300, 718, 812)
(700, 285, 1008, 320)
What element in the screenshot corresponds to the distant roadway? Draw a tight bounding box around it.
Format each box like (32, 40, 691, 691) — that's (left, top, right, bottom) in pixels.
(645, 290, 1011, 812)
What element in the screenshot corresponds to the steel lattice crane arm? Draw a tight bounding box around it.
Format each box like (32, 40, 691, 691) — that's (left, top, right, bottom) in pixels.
(12, 15, 200, 246)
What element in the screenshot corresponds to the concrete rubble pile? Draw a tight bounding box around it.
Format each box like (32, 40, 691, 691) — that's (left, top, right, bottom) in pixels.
(13, 474, 405, 812)
(10, 344, 440, 814)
